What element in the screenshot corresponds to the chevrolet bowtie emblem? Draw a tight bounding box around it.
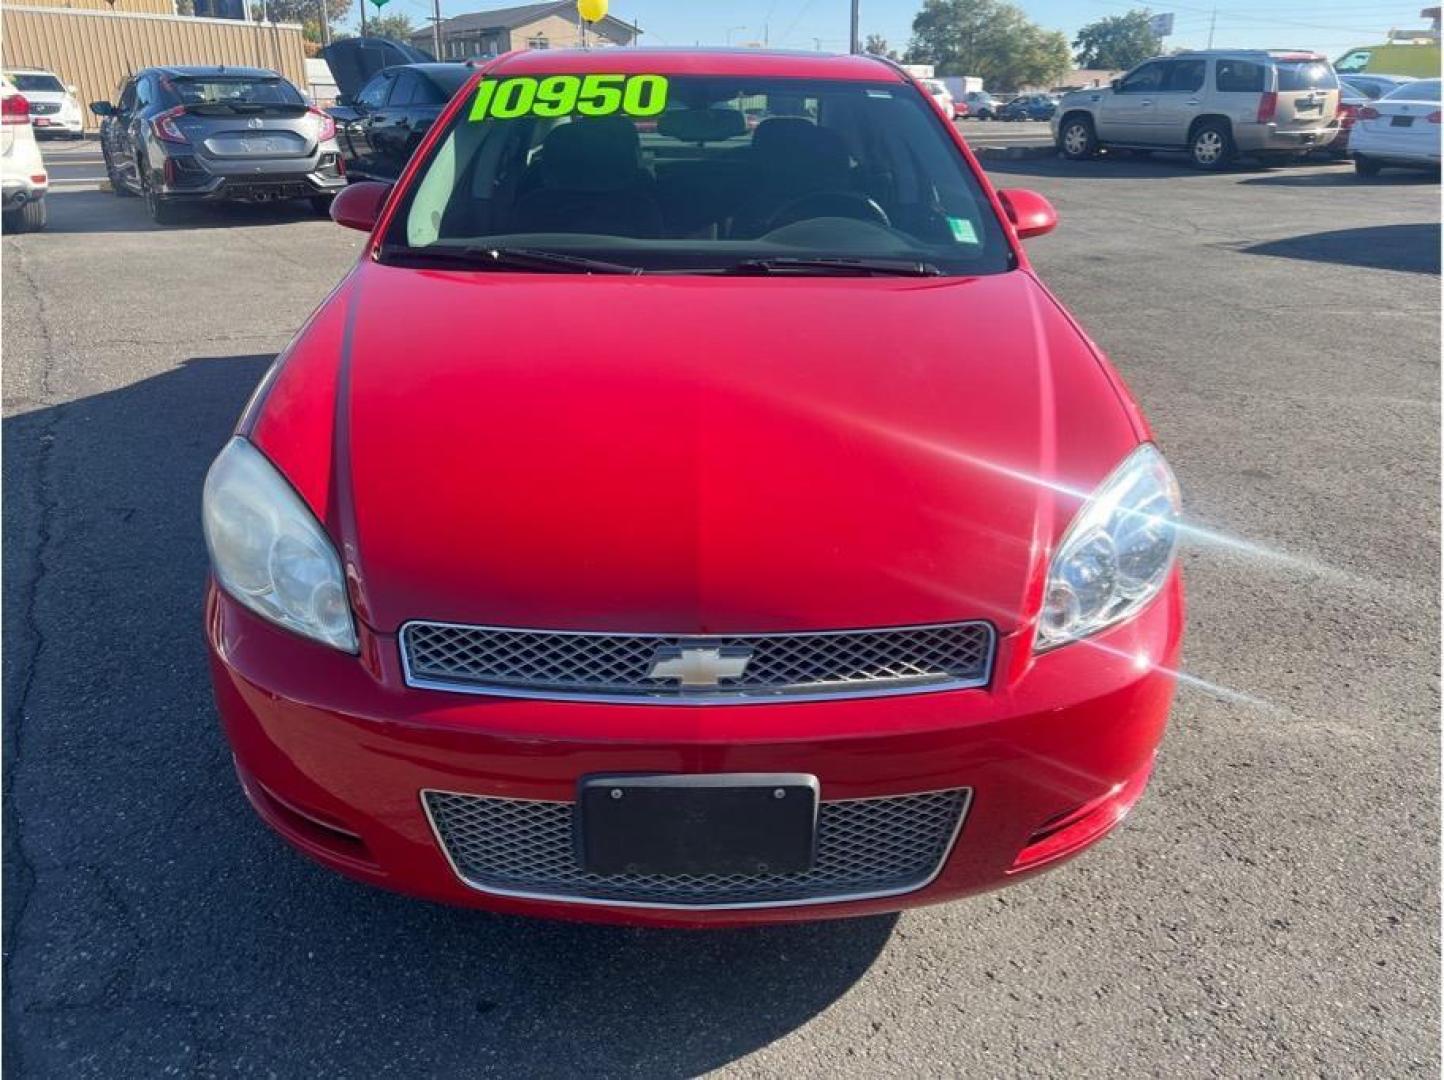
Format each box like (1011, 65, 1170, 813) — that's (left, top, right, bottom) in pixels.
(646, 644, 752, 687)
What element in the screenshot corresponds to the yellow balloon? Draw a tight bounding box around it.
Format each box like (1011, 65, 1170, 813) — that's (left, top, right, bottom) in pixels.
(577, 0, 607, 22)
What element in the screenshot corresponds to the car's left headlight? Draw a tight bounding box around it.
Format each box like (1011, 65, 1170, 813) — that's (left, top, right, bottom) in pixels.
(1035, 444, 1181, 652)
(202, 437, 357, 652)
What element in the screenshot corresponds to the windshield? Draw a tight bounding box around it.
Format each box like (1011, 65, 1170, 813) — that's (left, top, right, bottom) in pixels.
(8, 73, 63, 94)
(1385, 78, 1440, 101)
(383, 73, 1012, 275)
(164, 76, 304, 106)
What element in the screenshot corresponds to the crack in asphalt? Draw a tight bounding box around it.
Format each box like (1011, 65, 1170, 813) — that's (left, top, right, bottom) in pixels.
(3, 244, 59, 1080)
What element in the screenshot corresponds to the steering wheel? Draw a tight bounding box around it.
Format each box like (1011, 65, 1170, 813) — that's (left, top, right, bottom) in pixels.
(764, 191, 891, 233)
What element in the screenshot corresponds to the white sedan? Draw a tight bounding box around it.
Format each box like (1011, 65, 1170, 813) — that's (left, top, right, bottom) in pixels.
(1351, 78, 1441, 177)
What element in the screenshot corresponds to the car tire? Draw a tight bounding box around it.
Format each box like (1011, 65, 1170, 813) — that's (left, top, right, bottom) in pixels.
(105, 154, 134, 197)
(1354, 155, 1382, 177)
(309, 194, 335, 216)
(143, 175, 185, 226)
(3, 197, 47, 233)
(1189, 121, 1235, 170)
(1057, 116, 1098, 160)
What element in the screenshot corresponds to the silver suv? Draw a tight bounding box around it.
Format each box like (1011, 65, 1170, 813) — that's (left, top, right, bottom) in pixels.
(1053, 50, 1341, 169)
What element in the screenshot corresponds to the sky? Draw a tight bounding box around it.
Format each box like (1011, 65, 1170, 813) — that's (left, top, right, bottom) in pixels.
(352, 0, 1438, 62)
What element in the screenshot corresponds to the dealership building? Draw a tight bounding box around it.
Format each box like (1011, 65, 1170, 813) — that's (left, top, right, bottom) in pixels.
(1, 0, 306, 131)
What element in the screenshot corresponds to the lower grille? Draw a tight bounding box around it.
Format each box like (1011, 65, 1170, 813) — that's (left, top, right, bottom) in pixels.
(423, 788, 969, 908)
(401, 621, 994, 703)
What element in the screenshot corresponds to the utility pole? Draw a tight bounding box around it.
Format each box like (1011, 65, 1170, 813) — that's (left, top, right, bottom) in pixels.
(318, 0, 330, 47)
(359, 0, 366, 37)
(849, 0, 859, 54)
(1206, 7, 1216, 48)
(431, 0, 441, 57)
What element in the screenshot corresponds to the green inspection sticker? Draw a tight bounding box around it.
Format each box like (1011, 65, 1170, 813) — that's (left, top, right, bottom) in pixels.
(947, 216, 979, 244)
(469, 74, 670, 121)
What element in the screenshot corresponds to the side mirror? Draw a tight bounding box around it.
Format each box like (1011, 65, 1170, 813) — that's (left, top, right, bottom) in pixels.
(90, 101, 113, 117)
(331, 180, 391, 232)
(1110, 77, 1122, 91)
(997, 188, 1057, 240)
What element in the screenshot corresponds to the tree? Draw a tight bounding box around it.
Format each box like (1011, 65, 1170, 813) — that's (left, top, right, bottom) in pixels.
(366, 10, 415, 41)
(864, 33, 898, 61)
(906, 0, 1071, 93)
(250, 0, 354, 45)
(1072, 10, 1162, 69)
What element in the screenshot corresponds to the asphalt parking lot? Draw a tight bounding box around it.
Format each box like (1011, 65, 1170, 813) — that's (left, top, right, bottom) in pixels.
(4, 153, 1439, 1076)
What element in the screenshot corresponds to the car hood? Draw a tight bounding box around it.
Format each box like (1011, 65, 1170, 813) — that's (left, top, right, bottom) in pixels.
(251, 265, 1144, 636)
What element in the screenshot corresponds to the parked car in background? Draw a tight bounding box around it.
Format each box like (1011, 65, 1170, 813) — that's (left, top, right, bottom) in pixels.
(1350, 77, 1442, 176)
(1, 74, 48, 232)
(4, 68, 84, 138)
(1329, 81, 1369, 157)
(997, 94, 1057, 122)
(92, 66, 347, 225)
(1335, 40, 1441, 79)
(959, 90, 999, 119)
(1054, 50, 1341, 169)
(1341, 74, 1417, 101)
(921, 78, 958, 120)
(328, 63, 471, 182)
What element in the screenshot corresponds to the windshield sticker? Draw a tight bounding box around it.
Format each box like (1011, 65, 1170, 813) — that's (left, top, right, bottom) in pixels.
(469, 74, 670, 121)
(947, 216, 979, 244)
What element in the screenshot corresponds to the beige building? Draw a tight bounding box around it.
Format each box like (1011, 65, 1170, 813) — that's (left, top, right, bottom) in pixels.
(1, 2, 307, 131)
(412, 1, 639, 60)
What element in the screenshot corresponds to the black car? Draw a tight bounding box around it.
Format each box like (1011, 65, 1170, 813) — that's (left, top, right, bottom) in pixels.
(91, 66, 346, 224)
(328, 63, 472, 183)
(996, 94, 1058, 122)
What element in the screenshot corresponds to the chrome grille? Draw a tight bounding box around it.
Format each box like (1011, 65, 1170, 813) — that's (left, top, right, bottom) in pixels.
(424, 788, 970, 908)
(401, 622, 994, 702)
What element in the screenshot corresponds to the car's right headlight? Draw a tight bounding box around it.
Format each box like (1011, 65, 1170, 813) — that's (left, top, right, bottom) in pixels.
(202, 437, 357, 652)
(1035, 444, 1181, 652)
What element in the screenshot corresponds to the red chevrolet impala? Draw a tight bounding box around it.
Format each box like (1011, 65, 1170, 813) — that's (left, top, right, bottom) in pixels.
(202, 48, 1183, 927)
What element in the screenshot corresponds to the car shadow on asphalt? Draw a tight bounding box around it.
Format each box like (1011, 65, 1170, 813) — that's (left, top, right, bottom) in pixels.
(40, 188, 326, 234)
(983, 153, 1326, 181)
(2, 353, 896, 1077)
(1238, 169, 1442, 188)
(1240, 222, 1441, 274)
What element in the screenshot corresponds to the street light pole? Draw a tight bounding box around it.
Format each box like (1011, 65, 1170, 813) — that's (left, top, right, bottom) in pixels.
(849, 0, 859, 54)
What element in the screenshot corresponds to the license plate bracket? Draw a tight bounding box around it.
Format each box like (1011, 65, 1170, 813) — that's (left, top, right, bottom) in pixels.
(579, 774, 819, 877)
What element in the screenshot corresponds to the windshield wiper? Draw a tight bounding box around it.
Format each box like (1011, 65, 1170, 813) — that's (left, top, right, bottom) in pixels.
(726, 257, 943, 277)
(379, 244, 643, 275)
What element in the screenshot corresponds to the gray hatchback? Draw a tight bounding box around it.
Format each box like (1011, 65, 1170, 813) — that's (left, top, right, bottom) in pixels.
(92, 65, 346, 224)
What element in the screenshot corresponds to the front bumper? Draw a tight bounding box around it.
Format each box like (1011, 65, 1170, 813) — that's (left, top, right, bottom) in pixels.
(31, 116, 83, 135)
(207, 577, 1183, 927)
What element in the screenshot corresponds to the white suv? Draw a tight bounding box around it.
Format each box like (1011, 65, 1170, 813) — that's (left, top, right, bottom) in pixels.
(1, 75, 49, 232)
(1053, 50, 1341, 169)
